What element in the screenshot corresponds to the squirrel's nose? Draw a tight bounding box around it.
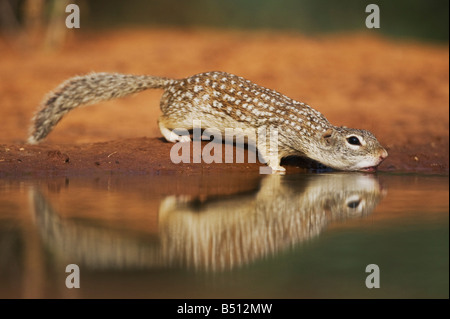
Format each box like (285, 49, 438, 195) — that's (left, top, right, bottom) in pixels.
(379, 149, 388, 161)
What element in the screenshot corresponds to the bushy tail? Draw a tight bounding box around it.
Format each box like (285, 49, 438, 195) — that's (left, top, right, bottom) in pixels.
(27, 72, 171, 144)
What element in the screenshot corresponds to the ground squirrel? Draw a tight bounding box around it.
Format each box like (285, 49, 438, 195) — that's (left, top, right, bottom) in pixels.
(28, 71, 388, 172)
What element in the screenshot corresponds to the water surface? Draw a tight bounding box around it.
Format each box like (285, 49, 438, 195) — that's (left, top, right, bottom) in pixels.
(0, 173, 448, 298)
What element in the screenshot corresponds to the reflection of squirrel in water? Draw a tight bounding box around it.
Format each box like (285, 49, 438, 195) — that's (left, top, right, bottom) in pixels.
(31, 174, 385, 271)
(159, 174, 385, 270)
(28, 71, 387, 172)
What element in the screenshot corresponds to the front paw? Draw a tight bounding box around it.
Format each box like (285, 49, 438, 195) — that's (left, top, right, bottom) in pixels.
(259, 165, 286, 175)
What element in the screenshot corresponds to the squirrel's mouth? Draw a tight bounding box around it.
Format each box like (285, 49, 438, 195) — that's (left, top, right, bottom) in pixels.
(359, 166, 378, 172)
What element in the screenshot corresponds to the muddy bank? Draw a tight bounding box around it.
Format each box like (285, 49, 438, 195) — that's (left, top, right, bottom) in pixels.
(0, 136, 447, 177)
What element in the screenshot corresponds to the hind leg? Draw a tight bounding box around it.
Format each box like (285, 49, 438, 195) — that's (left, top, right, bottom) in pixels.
(158, 115, 192, 143)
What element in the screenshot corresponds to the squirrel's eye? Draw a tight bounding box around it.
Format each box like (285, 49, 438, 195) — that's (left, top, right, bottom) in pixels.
(347, 200, 360, 209)
(347, 136, 361, 145)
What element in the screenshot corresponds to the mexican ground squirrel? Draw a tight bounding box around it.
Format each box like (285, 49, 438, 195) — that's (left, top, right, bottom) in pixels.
(28, 71, 388, 172)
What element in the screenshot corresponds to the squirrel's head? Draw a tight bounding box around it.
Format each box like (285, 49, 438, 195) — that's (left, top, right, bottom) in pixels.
(313, 126, 388, 172)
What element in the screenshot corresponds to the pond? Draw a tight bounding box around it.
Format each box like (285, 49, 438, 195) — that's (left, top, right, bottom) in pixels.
(0, 172, 448, 299)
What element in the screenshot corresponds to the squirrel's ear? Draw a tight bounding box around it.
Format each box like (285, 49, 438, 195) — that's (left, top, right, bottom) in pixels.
(322, 128, 333, 139)
(322, 128, 333, 145)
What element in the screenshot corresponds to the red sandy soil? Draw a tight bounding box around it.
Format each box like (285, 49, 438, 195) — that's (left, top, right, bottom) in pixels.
(0, 28, 448, 177)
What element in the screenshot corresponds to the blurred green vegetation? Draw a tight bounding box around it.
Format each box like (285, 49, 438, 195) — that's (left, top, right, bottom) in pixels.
(81, 0, 449, 42)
